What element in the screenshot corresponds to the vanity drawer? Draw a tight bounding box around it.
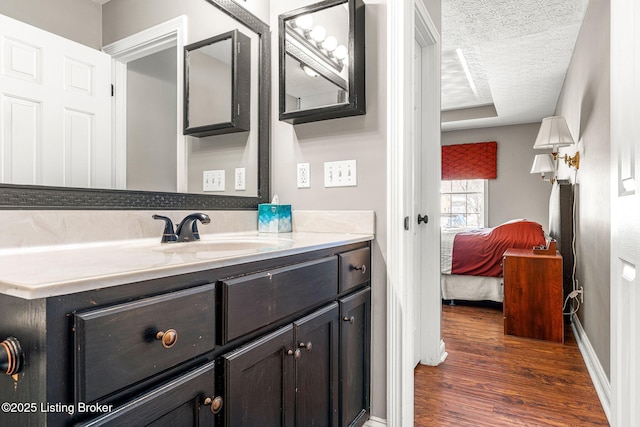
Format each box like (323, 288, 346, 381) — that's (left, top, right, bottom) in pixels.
(74, 284, 216, 403)
(220, 256, 338, 344)
(339, 247, 371, 293)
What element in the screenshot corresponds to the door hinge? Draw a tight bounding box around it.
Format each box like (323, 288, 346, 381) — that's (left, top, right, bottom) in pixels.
(111, 84, 114, 97)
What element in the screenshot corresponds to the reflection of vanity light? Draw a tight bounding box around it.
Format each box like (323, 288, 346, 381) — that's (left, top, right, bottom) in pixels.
(294, 14, 314, 31)
(301, 64, 320, 77)
(310, 25, 327, 43)
(334, 45, 348, 60)
(322, 36, 338, 52)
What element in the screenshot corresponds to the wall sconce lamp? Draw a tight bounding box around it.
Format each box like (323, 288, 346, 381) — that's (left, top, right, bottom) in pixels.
(533, 116, 580, 170)
(530, 153, 556, 184)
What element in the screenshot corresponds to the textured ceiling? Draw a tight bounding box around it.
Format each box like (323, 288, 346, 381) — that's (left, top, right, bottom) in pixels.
(441, 0, 589, 131)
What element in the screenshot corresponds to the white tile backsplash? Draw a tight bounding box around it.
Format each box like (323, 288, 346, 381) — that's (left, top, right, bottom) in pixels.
(0, 209, 375, 250)
(0, 210, 258, 250)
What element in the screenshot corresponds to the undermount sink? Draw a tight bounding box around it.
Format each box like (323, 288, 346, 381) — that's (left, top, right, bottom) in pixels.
(147, 237, 294, 253)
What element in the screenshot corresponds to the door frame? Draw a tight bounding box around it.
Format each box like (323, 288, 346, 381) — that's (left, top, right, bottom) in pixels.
(102, 16, 187, 191)
(414, 1, 446, 367)
(386, 0, 443, 425)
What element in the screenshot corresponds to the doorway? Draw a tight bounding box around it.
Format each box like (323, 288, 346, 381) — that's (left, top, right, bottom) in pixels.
(102, 16, 187, 192)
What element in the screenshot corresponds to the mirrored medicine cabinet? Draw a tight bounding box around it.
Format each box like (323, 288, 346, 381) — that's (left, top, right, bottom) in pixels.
(279, 0, 365, 125)
(184, 29, 251, 137)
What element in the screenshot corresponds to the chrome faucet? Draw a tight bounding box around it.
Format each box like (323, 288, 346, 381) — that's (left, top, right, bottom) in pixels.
(152, 213, 211, 243)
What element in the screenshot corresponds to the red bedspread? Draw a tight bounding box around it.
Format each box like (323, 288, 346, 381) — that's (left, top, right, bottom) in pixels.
(451, 220, 546, 277)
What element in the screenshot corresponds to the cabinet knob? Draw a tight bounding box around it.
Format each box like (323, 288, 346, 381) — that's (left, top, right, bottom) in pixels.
(204, 396, 223, 414)
(343, 316, 355, 324)
(299, 341, 312, 352)
(1, 337, 24, 376)
(352, 264, 367, 274)
(155, 329, 178, 349)
(287, 348, 301, 359)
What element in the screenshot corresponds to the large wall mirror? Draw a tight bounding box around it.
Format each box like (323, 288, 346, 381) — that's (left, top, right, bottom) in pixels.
(0, 0, 270, 209)
(279, 0, 365, 124)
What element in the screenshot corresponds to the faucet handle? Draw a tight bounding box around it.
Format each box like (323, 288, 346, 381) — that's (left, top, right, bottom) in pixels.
(176, 213, 211, 242)
(152, 215, 177, 243)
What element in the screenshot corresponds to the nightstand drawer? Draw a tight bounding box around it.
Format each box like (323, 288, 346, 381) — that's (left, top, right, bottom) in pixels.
(74, 284, 216, 403)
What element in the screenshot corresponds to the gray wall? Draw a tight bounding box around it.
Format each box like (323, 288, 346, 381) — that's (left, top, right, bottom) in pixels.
(442, 123, 551, 229)
(127, 48, 178, 192)
(0, 0, 102, 49)
(554, 0, 611, 378)
(270, 0, 390, 419)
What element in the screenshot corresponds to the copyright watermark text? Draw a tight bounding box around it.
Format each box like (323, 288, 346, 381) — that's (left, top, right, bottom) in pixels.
(2, 401, 113, 416)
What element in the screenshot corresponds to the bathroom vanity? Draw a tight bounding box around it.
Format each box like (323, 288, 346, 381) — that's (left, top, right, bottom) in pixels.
(0, 232, 372, 427)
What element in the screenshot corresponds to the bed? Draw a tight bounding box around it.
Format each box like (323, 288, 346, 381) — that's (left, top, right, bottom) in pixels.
(441, 219, 547, 303)
(441, 180, 574, 303)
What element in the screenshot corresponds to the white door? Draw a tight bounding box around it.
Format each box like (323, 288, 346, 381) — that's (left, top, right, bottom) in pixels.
(610, 0, 640, 425)
(0, 14, 112, 188)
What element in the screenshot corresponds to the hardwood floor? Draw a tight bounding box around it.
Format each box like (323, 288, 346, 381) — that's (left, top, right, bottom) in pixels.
(414, 302, 609, 426)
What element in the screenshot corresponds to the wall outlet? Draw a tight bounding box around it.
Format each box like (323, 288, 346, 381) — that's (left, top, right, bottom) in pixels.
(203, 170, 225, 192)
(235, 167, 246, 191)
(297, 163, 310, 188)
(324, 160, 357, 187)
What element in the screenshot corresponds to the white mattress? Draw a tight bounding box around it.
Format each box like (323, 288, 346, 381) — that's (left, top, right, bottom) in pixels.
(441, 274, 503, 302)
(440, 228, 464, 274)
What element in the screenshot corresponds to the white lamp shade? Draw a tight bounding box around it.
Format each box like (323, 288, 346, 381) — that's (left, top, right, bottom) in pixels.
(530, 154, 556, 174)
(533, 116, 575, 149)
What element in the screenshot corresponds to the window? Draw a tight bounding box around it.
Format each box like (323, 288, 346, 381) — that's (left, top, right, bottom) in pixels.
(440, 179, 486, 228)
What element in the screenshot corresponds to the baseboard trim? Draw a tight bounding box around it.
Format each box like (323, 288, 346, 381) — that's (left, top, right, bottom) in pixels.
(571, 313, 611, 423)
(364, 415, 387, 427)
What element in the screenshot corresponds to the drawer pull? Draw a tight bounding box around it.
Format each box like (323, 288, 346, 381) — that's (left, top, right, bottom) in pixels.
(155, 329, 178, 349)
(1, 336, 24, 375)
(299, 341, 313, 352)
(204, 396, 224, 414)
(287, 349, 301, 359)
(343, 316, 355, 324)
(352, 264, 367, 274)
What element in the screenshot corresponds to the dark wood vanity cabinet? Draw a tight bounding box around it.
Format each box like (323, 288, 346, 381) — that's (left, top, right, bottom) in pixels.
(0, 242, 371, 427)
(220, 248, 371, 427)
(222, 304, 339, 427)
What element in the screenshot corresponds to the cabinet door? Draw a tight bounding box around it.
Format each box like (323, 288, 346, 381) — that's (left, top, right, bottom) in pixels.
(76, 361, 217, 427)
(294, 303, 340, 426)
(222, 325, 295, 427)
(339, 288, 371, 427)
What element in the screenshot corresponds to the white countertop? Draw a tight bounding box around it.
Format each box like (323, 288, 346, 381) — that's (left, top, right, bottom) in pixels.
(0, 231, 373, 299)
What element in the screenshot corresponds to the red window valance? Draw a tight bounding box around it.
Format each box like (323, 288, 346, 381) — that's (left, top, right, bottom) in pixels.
(441, 141, 497, 180)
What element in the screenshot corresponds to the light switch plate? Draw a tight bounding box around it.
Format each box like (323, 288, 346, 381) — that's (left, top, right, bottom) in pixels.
(203, 170, 225, 192)
(324, 160, 357, 187)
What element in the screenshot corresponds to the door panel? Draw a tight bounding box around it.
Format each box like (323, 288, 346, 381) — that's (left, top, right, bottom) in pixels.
(223, 325, 295, 427)
(0, 13, 112, 188)
(339, 288, 371, 427)
(611, 0, 640, 424)
(294, 303, 339, 427)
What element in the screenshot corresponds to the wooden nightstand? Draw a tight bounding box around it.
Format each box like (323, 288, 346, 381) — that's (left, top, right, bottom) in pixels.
(503, 248, 564, 343)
